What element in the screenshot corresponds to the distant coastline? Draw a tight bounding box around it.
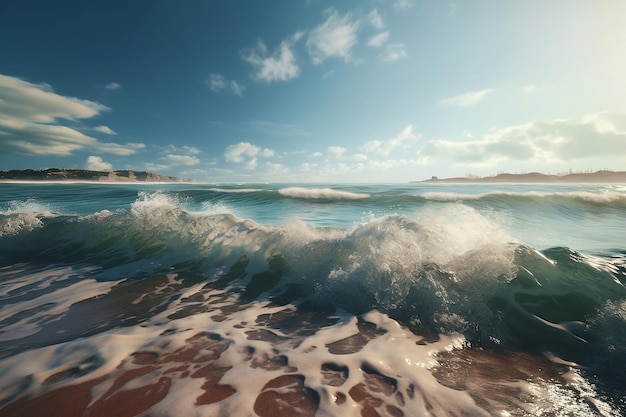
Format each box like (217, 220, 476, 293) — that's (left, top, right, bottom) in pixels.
(0, 168, 190, 183)
(415, 170, 626, 184)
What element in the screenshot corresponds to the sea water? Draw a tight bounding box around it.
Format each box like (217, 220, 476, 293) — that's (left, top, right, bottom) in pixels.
(0, 182, 625, 416)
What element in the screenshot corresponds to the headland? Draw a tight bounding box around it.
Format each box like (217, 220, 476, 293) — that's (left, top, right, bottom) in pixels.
(416, 170, 626, 183)
(0, 168, 189, 183)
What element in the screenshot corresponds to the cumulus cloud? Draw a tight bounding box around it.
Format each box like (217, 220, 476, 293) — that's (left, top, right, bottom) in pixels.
(0, 74, 144, 156)
(363, 124, 421, 156)
(85, 155, 112, 171)
(328, 146, 347, 159)
(245, 158, 258, 170)
(243, 39, 300, 82)
(105, 82, 121, 90)
(225, 142, 275, 167)
(307, 11, 359, 64)
(439, 89, 493, 107)
(419, 112, 626, 167)
(206, 73, 245, 96)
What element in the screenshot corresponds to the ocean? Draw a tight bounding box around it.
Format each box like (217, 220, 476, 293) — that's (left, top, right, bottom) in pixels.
(0, 182, 625, 416)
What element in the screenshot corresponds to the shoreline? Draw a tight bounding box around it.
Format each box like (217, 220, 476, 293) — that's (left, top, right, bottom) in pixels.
(0, 180, 191, 184)
(414, 170, 626, 184)
(0, 169, 190, 183)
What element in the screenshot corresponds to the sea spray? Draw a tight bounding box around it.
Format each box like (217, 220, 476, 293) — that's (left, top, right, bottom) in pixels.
(1, 182, 626, 415)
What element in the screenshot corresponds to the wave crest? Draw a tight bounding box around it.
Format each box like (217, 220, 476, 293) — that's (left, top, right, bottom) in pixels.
(278, 187, 370, 200)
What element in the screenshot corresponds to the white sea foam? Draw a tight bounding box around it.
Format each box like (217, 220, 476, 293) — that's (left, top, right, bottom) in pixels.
(0, 199, 59, 236)
(278, 187, 370, 200)
(422, 190, 626, 203)
(1, 288, 614, 416)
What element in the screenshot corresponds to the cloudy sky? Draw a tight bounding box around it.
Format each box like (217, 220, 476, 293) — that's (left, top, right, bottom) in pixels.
(1, 0, 625, 182)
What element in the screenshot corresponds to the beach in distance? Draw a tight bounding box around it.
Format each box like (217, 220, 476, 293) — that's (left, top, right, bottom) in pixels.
(1, 181, 626, 416)
(417, 170, 626, 183)
(0, 168, 188, 183)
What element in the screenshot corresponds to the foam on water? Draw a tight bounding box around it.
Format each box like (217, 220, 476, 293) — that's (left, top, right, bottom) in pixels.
(0, 199, 59, 236)
(1, 184, 626, 415)
(0, 290, 620, 416)
(278, 187, 371, 200)
(421, 190, 626, 204)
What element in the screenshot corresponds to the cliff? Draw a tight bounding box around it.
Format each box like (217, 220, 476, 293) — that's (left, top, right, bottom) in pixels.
(0, 169, 189, 182)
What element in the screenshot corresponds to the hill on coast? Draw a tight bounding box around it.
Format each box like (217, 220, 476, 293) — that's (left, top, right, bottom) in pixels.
(0, 168, 189, 182)
(416, 170, 626, 183)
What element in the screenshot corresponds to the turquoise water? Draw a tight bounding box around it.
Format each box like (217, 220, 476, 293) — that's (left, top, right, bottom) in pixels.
(2, 182, 625, 253)
(1, 182, 625, 416)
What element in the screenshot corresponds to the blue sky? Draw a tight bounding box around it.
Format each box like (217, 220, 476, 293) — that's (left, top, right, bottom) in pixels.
(1, 0, 625, 182)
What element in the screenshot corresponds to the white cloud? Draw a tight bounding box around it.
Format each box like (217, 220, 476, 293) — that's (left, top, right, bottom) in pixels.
(244, 39, 299, 82)
(382, 43, 407, 61)
(85, 155, 112, 171)
(164, 154, 200, 166)
(95, 142, 145, 156)
(225, 141, 275, 168)
(183, 145, 201, 154)
(225, 142, 260, 163)
(368, 31, 390, 48)
(206, 73, 245, 95)
(328, 145, 347, 159)
(0, 74, 108, 123)
(439, 89, 493, 107)
(521, 84, 537, 94)
(230, 81, 245, 96)
(368, 9, 384, 29)
(105, 82, 121, 90)
(419, 112, 626, 167)
(260, 148, 275, 157)
(0, 74, 144, 156)
(307, 11, 359, 64)
(207, 73, 226, 91)
(393, 0, 413, 11)
(164, 144, 201, 155)
(245, 158, 258, 170)
(363, 124, 420, 156)
(312, 151, 323, 157)
(94, 125, 116, 135)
